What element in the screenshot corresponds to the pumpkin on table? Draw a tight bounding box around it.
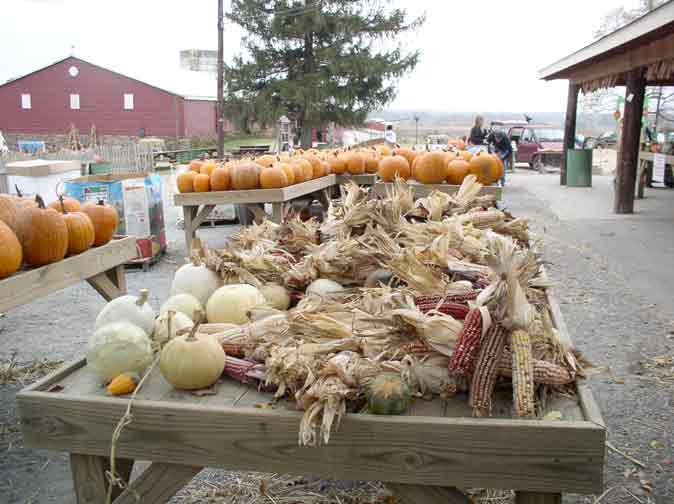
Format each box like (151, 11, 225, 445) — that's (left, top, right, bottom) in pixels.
(206, 283, 266, 324)
(210, 166, 231, 191)
(393, 147, 417, 168)
(413, 151, 447, 184)
(200, 161, 217, 177)
(57, 196, 95, 255)
(447, 158, 470, 185)
(344, 152, 365, 175)
(378, 155, 411, 182)
(189, 159, 203, 173)
(256, 154, 276, 168)
(231, 162, 262, 190)
(170, 248, 222, 305)
(292, 158, 313, 182)
(160, 292, 204, 323)
(302, 154, 322, 177)
(468, 151, 498, 185)
(327, 153, 346, 175)
(0, 220, 22, 279)
(0, 194, 21, 236)
(81, 199, 119, 246)
(48, 196, 80, 213)
(278, 162, 295, 185)
(366, 372, 411, 415)
(95, 288, 156, 337)
(177, 170, 198, 193)
(153, 310, 194, 347)
(193, 173, 211, 192)
(87, 321, 153, 381)
(260, 166, 289, 189)
(19, 195, 69, 267)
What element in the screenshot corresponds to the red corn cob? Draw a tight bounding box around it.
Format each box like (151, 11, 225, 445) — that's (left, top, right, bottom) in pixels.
(221, 342, 246, 357)
(448, 308, 483, 376)
(415, 291, 479, 307)
(469, 324, 507, 417)
(401, 339, 432, 355)
(223, 356, 263, 384)
(416, 299, 470, 319)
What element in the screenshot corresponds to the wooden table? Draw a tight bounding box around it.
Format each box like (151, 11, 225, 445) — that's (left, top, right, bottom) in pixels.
(174, 175, 336, 249)
(636, 151, 674, 199)
(335, 174, 378, 186)
(0, 236, 136, 312)
(16, 290, 604, 504)
(372, 181, 503, 200)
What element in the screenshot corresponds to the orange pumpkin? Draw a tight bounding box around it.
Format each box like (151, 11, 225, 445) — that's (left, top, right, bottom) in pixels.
(413, 151, 447, 184)
(256, 155, 276, 168)
(0, 220, 22, 279)
(177, 171, 197, 193)
(0, 194, 21, 236)
(327, 154, 346, 175)
(345, 152, 365, 175)
(302, 154, 322, 177)
(292, 158, 313, 182)
(20, 195, 69, 267)
(447, 159, 470, 185)
(491, 155, 505, 181)
(189, 159, 203, 173)
(200, 161, 217, 177)
(468, 151, 498, 185)
(81, 200, 119, 247)
(457, 150, 473, 162)
(363, 151, 380, 174)
(278, 163, 295, 185)
(210, 166, 231, 191)
(231, 162, 261, 190)
(313, 160, 327, 178)
(63, 210, 95, 255)
(378, 155, 411, 182)
(49, 196, 80, 213)
(260, 166, 289, 189)
(376, 145, 392, 157)
(393, 148, 416, 168)
(193, 173, 211, 192)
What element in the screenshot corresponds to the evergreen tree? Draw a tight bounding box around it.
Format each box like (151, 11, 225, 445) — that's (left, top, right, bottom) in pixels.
(224, 0, 424, 147)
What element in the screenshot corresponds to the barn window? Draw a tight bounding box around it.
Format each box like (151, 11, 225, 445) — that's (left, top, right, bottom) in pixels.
(123, 93, 134, 110)
(70, 94, 80, 110)
(21, 94, 31, 109)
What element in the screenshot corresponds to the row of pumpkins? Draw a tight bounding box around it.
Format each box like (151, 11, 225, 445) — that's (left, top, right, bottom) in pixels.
(0, 193, 120, 280)
(88, 254, 344, 393)
(176, 146, 503, 194)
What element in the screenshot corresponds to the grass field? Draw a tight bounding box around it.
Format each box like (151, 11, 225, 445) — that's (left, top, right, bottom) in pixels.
(222, 135, 274, 151)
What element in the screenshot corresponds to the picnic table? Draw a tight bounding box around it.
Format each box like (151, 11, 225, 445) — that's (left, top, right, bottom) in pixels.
(174, 175, 336, 250)
(0, 236, 136, 313)
(16, 288, 604, 504)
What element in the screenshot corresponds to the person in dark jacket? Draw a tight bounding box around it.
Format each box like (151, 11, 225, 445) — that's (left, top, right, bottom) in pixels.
(487, 129, 512, 186)
(469, 115, 487, 145)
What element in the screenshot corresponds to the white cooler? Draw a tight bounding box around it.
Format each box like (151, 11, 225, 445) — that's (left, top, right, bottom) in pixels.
(6, 159, 82, 205)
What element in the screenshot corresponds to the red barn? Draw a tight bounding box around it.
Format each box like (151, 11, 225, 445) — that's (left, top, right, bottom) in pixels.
(0, 56, 221, 140)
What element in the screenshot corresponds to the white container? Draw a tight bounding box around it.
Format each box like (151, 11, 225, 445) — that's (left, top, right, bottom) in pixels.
(6, 159, 81, 205)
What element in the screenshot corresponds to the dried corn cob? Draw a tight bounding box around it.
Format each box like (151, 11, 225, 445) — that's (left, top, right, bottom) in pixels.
(400, 339, 433, 355)
(448, 308, 483, 376)
(221, 342, 246, 357)
(511, 330, 536, 418)
(498, 350, 574, 385)
(415, 298, 470, 319)
(223, 355, 264, 384)
(414, 292, 479, 307)
(469, 324, 507, 417)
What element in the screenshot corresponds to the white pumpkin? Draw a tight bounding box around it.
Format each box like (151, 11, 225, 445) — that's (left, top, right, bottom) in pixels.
(95, 289, 155, 337)
(152, 310, 194, 346)
(260, 283, 291, 311)
(306, 278, 344, 297)
(170, 257, 222, 306)
(160, 293, 203, 322)
(87, 322, 153, 381)
(206, 284, 266, 324)
(160, 317, 225, 390)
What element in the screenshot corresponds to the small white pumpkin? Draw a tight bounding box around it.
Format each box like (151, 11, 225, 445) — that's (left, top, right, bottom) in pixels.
(306, 278, 344, 297)
(160, 293, 203, 322)
(87, 321, 153, 381)
(260, 283, 291, 311)
(206, 284, 266, 324)
(152, 310, 194, 346)
(160, 311, 226, 390)
(170, 256, 222, 306)
(95, 289, 155, 337)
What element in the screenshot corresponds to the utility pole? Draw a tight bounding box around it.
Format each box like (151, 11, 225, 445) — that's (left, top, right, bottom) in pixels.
(217, 0, 225, 158)
(414, 115, 420, 145)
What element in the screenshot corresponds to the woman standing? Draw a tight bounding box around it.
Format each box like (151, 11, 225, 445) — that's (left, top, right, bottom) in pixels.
(469, 115, 487, 145)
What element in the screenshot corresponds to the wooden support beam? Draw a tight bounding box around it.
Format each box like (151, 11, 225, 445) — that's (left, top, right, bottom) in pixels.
(561, 82, 580, 186)
(388, 483, 470, 504)
(614, 69, 646, 213)
(70, 454, 134, 504)
(515, 491, 561, 504)
(113, 463, 201, 504)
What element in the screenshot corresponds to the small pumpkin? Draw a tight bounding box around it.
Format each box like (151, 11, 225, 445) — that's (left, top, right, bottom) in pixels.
(457, 150, 473, 162)
(206, 284, 266, 324)
(256, 154, 276, 168)
(260, 166, 289, 189)
(363, 151, 380, 174)
(200, 160, 217, 176)
(376, 145, 392, 157)
(210, 166, 231, 191)
(413, 151, 447, 184)
(366, 372, 411, 415)
(177, 170, 197, 193)
(306, 278, 344, 297)
(19, 195, 69, 267)
(170, 251, 222, 305)
(160, 292, 204, 322)
(0, 194, 21, 235)
(260, 283, 291, 310)
(468, 151, 498, 185)
(48, 196, 80, 213)
(81, 199, 119, 246)
(189, 159, 203, 173)
(278, 162, 295, 185)
(58, 196, 95, 255)
(446, 158, 470, 185)
(231, 162, 262, 190)
(302, 154, 322, 177)
(193, 173, 211, 192)
(378, 155, 411, 182)
(87, 321, 153, 381)
(327, 154, 346, 175)
(95, 288, 156, 337)
(0, 220, 22, 279)
(292, 158, 313, 181)
(107, 372, 140, 396)
(393, 148, 417, 168)
(344, 152, 365, 175)
(152, 309, 194, 346)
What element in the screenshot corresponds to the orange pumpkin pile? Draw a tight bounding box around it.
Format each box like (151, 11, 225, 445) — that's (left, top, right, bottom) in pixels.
(0, 192, 119, 280)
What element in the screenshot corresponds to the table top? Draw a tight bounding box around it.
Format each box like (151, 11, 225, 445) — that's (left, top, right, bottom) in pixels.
(174, 174, 336, 206)
(335, 173, 378, 185)
(0, 236, 136, 312)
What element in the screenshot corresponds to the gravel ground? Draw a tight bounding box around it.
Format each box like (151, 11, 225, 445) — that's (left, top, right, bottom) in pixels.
(0, 172, 672, 504)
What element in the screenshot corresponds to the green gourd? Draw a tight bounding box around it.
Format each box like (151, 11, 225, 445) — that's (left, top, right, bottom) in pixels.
(365, 373, 411, 415)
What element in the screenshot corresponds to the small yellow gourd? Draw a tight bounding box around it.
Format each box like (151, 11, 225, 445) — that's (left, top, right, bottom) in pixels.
(106, 372, 140, 396)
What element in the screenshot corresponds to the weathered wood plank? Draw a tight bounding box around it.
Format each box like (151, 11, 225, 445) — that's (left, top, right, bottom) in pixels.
(114, 463, 201, 504)
(0, 236, 136, 312)
(22, 358, 86, 393)
(372, 182, 502, 200)
(388, 483, 470, 504)
(515, 491, 561, 504)
(335, 174, 378, 186)
(70, 454, 108, 504)
(87, 271, 125, 301)
(17, 391, 604, 493)
(174, 175, 336, 206)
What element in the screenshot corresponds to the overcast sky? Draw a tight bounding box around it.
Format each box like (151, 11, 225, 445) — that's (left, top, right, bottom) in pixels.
(1, 0, 643, 112)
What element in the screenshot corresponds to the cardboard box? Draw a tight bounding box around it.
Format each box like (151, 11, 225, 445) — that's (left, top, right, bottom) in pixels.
(64, 172, 166, 262)
(7, 159, 82, 205)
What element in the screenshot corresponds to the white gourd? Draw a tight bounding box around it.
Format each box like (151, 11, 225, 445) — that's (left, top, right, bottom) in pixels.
(94, 289, 155, 337)
(206, 284, 266, 324)
(87, 321, 153, 381)
(160, 311, 226, 390)
(160, 293, 203, 322)
(152, 310, 194, 346)
(170, 256, 222, 306)
(306, 278, 344, 297)
(260, 283, 291, 311)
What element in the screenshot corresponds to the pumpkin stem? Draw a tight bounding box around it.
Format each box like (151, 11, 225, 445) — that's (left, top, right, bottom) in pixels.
(136, 289, 149, 306)
(97, 199, 105, 206)
(35, 194, 46, 209)
(167, 310, 175, 342)
(15, 185, 24, 197)
(59, 195, 67, 214)
(186, 309, 204, 341)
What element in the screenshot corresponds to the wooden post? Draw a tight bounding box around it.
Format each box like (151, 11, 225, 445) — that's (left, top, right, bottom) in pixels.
(217, 0, 225, 158)
(561, 82, 579, 186)
(614, 69, 646, 214)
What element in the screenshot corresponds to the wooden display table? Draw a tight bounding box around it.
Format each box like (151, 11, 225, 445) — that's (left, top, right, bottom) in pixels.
(16, 290, 604, 504)
(335, 173, 378, 186)
(0, 236, 136, 312)
(636, 151, 674, 199)
(174, 175, 336, 249)
(373, 181, 503, 200)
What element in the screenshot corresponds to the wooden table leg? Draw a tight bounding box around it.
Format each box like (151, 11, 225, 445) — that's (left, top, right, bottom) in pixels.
(113, 462, 201, 504)
(388, 483, 470, 504)
(183, 206, 196, 254)
(70, 454, 134, 504)
(87, 264, 127, 301)
(515, 491, 562, 503)
(271, 202, 284, 223)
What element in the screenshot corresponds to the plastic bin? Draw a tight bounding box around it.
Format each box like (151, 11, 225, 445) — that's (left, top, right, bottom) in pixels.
(566, 149, 593, 187)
